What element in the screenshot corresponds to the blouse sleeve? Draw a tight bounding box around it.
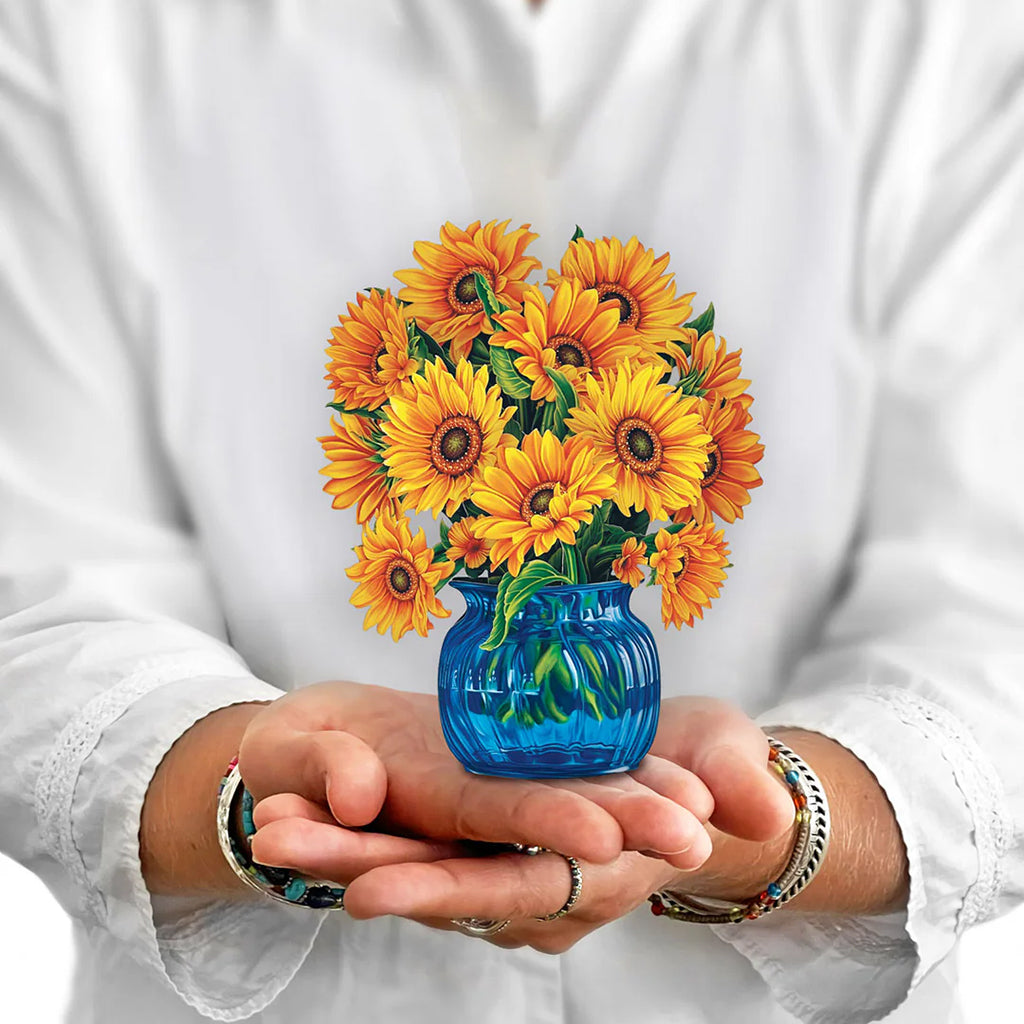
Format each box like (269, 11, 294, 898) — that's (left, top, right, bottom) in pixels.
(709, 4, 1024, 1022)
(0, 4, 325, 1018)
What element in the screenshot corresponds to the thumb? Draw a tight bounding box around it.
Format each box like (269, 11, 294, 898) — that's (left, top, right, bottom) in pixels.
(693, 741, 793, 842)
(653, 698, 793, 842)
(239, 721, 387, 828)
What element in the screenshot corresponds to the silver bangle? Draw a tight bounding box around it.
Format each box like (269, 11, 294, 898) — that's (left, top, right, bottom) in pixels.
(649, 735, 830, 924)
(217, 758, 347, 910)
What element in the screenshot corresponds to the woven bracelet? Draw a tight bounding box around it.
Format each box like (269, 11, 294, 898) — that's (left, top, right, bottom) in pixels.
(648, 735, 831, 924)
(216, 756, 347, 911)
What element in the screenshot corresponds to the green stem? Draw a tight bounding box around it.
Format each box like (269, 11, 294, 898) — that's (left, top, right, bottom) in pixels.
(563, 543, 580, 584)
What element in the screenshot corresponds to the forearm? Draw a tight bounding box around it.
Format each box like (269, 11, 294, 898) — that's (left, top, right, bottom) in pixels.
(140, 701, 270, 898)
(673, 728, 910, 916)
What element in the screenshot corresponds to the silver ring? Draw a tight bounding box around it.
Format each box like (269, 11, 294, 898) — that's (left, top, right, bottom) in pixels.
(513, 844, 583, 921)
(451, 917, 511, 937)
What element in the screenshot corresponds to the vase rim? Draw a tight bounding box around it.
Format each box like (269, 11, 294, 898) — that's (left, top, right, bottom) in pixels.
(448, 577, 632, 595)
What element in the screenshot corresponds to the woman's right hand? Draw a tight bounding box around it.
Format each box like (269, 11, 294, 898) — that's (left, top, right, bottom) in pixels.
(239, 680, 715, 882)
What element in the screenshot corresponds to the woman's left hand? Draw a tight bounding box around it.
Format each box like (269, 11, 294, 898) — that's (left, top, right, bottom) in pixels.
(340, 845, 689, 952)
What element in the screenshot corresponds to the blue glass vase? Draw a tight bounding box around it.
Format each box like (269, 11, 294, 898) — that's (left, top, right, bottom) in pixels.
(438, 578, 660, 778)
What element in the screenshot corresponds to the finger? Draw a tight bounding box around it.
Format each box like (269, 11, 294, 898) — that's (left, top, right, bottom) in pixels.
(239, 724, 387, 828)
(342, 851, 578, 922)
(544, 775, 709, 864)
(628, 755, 715, 823)
(381, 753, 625, 863)
(252, 793, 337, 829)
(249, 818, 464, 883)
(651, 699, 791, 841)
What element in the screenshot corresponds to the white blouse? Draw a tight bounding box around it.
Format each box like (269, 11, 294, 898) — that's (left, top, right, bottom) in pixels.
(1, 1, 1022, 1021)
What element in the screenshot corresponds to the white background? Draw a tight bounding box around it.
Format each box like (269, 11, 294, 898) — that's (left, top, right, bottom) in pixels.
(0, 853, 1020, 1022)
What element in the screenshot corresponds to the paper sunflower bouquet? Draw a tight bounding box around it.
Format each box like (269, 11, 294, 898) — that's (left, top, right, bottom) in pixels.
(318, 220, 763, 778)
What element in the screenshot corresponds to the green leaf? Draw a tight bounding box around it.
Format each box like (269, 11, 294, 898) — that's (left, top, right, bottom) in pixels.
(504, 415, 524, 441)
(570, 224, 585, 242)
(326, 401, 383, 420)
(480, 561, 572, 651)
(577, 643, 604, 684)
(472, 271, 508, 330)
(490, 345, 533, 399)
(684, 301, 715, 338)
(438, 519, 450, 545)
(544, 367, 578, 438)
(542, 687, 571, 724)
(469, 336, 492, 366)
(407, 319, 455, 372)
(533, 643, 563, 686)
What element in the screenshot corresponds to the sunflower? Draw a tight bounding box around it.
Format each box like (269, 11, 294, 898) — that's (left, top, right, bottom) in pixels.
(672, 396, 764, 523)
(395, 220, 542, 362)
(564, 359, 711, 520)
(611, 536, 648, 588)
(346, 507, 454, 640)
(324, 289, 418, 411)
(490, 280, 649, 402)
(472, 432, 616, 575)
(648, 522, 730, 628)
(318, 414, 395, 524)
(445, 516, 490, 569)
(381, 359, 515, 517)
(546, 236, 693, 353)
(681, 330, 750, 400)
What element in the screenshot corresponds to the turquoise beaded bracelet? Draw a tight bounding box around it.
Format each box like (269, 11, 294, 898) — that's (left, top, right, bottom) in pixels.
(648, 735, 831, 924)
(216, 756, 347, 911)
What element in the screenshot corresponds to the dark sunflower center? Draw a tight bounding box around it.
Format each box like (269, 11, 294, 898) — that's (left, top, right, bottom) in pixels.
(369, 341, 388, 383)
(521, 482, 558, 520)
(430, 414, 485, 476)
(702, 444, 722, 487)
(627, 427, 655, 461)
(455, 274, 478, 304)
(550, 334, 592, 369)
(447, 266, 494, 314)
(596, 282, 640, 327)
(386, 558, 418, 601)
(613, 417, 664, 475)
(441, 426, 470, 461)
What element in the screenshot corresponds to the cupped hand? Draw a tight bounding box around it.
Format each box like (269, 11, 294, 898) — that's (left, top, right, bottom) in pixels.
(340, 846, 690, 954)
(320, 697, 795, 952)
(237, 681, 716, 882)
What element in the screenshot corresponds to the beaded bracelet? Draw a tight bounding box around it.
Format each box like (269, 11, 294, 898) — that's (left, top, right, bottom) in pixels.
(648, 735, 830, 924)
(216, 756, 347, 910)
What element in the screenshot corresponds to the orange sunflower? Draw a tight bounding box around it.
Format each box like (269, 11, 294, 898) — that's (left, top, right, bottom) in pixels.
(395, 220, 542, 362)
(472, 432, 616, 575)
(317, 414, 394, 524)
(490, 280, 648, 402)
(611, 536, 648, 588)
(347, 507, 454, 640)
(324, 289, 418, 411)
(564, 359, 711, 520)
(381, 359, 515, 517)
(546, 236, 693, 353)
(648, 522, 730, 628)
(672, 396, 764, 523)
(681, 329, 750, 400)
(445, 516, 490, 569)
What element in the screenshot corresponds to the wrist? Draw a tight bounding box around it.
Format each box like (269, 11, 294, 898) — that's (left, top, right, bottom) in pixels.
(140, 700, 273, 898)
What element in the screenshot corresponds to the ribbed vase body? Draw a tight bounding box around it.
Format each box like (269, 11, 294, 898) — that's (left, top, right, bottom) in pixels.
(438, 580, 661, 778)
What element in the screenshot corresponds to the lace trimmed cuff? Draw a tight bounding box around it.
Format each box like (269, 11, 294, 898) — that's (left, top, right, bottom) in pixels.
(64, 669, 328, 1021)
(708, 684, 1011, 1024)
